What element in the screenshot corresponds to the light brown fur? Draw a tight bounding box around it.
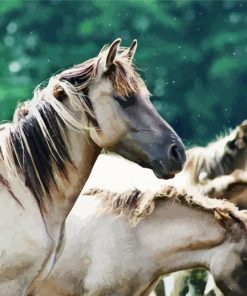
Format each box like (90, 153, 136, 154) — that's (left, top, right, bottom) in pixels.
(87, 185, 247, 231)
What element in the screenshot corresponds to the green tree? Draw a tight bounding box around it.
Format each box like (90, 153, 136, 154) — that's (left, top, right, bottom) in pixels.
(0, 0, 247, 145)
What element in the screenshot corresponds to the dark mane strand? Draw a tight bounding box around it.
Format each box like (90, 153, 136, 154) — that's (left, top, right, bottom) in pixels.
(10, 101, 71, 203)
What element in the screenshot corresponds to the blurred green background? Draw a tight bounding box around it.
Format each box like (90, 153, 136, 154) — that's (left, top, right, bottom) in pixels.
(1, 0, 247, 146)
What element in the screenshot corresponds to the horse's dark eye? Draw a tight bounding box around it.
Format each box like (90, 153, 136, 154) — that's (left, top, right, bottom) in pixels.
(113, 94, 136, 108)
(227, 139, 237, 150)
(113, 95, 125, 104)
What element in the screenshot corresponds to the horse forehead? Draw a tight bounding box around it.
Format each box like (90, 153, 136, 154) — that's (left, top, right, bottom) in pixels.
(88, 79, 113, 100)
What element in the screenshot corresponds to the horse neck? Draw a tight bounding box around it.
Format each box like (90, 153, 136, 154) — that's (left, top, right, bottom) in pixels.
(23, 129, 100, 296)
(136, 201, 227, 284)
(42, 128, 101, 237)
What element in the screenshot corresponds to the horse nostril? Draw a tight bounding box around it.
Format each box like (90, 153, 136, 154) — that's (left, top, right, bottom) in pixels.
(169, 144, 180, 161)
(168, 143, 185, 170)
(170, 144, 180, 161)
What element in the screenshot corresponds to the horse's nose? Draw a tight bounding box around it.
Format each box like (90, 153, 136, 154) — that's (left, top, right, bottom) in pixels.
(167, 143, 186, 173)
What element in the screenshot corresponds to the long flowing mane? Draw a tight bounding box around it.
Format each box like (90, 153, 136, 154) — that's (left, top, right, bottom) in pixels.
(0, 45, 144, 205)
(86, 186, 247, 230)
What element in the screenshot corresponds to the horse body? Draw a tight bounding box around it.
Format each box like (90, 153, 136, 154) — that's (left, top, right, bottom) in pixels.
(34, 119, 247, 296)
(35, 187, 247, 296)
(0, 39, 185, 295)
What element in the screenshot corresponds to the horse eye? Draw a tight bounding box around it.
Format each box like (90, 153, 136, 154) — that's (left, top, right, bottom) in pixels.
(113, 95, 135, 108)
(113, 95, 124, 103)
(227, 139, 237, 150)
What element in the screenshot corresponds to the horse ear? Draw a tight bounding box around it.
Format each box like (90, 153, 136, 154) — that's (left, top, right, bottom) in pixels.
(97, 38, 121, 75)
(234, 119, 247, 149)
(53, 84, 66, 102)
(105, 38, 121, 69)
(122, 39, 138, 62)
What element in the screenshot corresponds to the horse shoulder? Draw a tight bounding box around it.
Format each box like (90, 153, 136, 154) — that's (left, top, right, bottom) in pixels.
(72, 206, 142, 294)
(37, 196, 140, 295)
(34, 196, 100, 295)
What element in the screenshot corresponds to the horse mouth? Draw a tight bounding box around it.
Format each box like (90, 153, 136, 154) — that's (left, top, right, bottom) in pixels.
(163, 173, 175, 179)
(154, 171, 175, 180)
(135, 159, 176, 179)
(150, 160, 176, 180)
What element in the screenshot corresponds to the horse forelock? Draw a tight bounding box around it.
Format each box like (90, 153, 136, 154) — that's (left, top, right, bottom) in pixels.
(105, 59, 147, 97)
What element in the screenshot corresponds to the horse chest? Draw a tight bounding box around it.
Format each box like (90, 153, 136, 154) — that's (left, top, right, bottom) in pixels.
(0, 189, 53, 295)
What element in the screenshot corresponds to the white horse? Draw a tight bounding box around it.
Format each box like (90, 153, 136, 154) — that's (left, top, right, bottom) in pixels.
(35, 119, 247, 296)
(34, 185, 247, 296)
(0, 39, 186, 295)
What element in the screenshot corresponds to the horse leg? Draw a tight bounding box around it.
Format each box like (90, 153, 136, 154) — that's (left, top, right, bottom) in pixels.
(141, 276, 162, 296)
(170, 271, 190, 296)
(204, 272, 223, 296)
(188, 269, 208, 296)
(153, 277, 166, 296)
